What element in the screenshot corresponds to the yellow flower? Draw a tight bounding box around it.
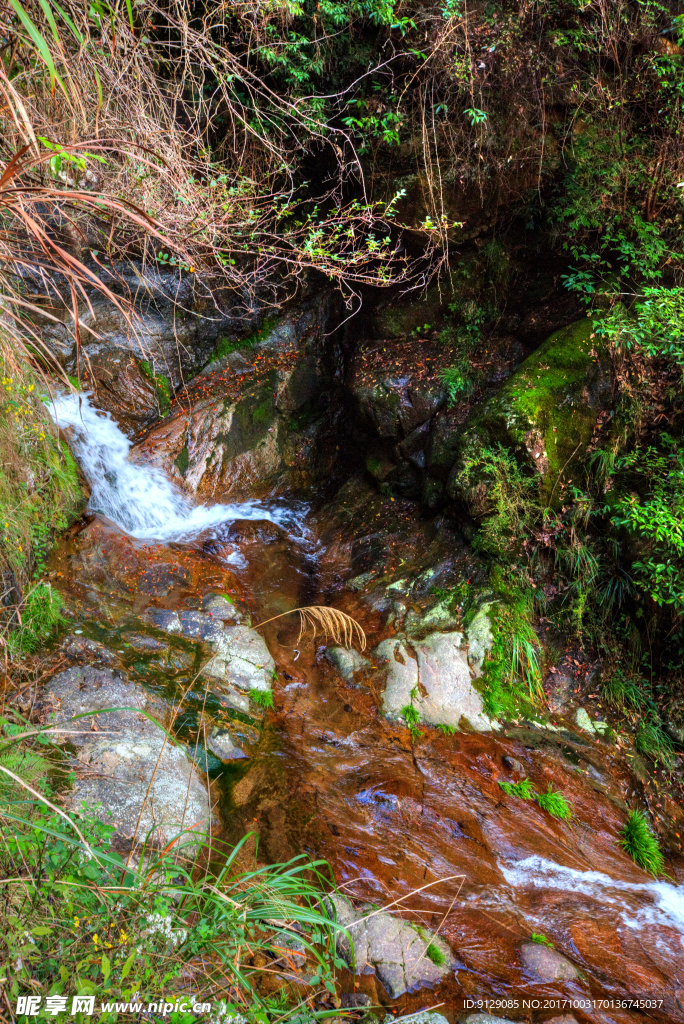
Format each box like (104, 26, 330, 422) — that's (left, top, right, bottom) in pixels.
(119, 930, 128, 943)
(73, 917, 80, 928)
(92, 934, 99, 945)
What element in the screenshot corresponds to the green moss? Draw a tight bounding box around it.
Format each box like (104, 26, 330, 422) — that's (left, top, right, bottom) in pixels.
(211, 316, 280, 362)
(6, 583, 67, 655)
(460, 318, 610, 507)
(139, 360, 171, 415)
(174, 444, 189, 476)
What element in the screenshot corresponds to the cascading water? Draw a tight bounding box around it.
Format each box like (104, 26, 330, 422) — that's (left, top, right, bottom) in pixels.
(51, 392, 308, 542)
(500, 855, 684, 949)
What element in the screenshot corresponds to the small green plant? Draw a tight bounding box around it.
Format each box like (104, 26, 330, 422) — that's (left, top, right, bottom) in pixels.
(635, 716, 676, 769)
(499, 778, 535, 799)
(619, 809, 665, 875)
(425, 941, 447, 967)
(531, 932, 554, 947)
(401, 686, 423, 740)
(535, 784, 573, 820)
(440, 365, 474, 404)
(436, 723, 456, 735)
(249, 688, 275, 710)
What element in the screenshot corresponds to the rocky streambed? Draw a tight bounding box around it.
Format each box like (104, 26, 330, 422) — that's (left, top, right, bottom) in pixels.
(35, 278, 684, 1022)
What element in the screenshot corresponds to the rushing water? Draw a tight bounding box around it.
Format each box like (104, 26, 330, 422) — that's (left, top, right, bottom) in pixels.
(50, 392, 308, 542)
(50, 390, 684, 1022)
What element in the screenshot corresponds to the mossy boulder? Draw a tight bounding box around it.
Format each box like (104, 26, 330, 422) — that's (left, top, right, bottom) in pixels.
(447, 318, 612, 507)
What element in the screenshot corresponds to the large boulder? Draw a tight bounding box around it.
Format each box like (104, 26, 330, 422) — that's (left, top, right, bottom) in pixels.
(332, 894, 454, 999)
(447, 318, 612, 507)
(131, 295, 345, 502)
(39, 666, 210, 852)
(374, 631, 497, 732)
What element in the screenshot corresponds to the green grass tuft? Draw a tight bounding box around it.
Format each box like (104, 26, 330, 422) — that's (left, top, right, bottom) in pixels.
(535, 784, 573, 820)
(635, 717, 676, 769)
(531, 932, 553, 947)
(425, 942, 447, 967)
(619, 809, 665, 875)
(601, 670, 648, 711)
(499, 778, 535, 799)
(7, 583, 67, 655)
(436, 723, 456, 735)
(248, 688, 274, 710)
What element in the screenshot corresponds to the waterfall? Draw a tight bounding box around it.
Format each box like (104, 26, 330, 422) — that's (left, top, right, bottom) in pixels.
(50, 392, 307, 542)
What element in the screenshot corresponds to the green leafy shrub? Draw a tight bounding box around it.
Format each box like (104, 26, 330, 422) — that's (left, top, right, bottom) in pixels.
(440, 365, 474, 404)
(619, 809, 665, 875)
(535, 784, 573, 820)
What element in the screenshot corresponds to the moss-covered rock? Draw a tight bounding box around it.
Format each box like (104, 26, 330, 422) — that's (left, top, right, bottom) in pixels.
(447, 318, 612, 506)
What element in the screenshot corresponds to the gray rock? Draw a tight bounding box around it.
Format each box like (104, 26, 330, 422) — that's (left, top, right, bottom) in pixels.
(144, 609, 182, 633)
(341, 993, 371, 1008)
(40, 666, 210, 851)
(375, 633, 498, 733)
(519, 942, 577, 981)
(325, 646, 372, 684)
(204, 625, 275, 692)
(384, 1015, 448, 1024)
(178, 610, 223, 641)
(138, 563, 192, 596)
(502, 755, 525, 774)
(332, 895, 453, 999)
(205, 726, 250, 761)
(202, 593, 243, 623)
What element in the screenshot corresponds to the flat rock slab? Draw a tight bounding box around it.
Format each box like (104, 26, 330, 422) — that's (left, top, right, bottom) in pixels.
(375, 632, 497, 732)
(519, 942, 577, 981)
(332, 895, 453, 999)
(41, 666, 210, 852)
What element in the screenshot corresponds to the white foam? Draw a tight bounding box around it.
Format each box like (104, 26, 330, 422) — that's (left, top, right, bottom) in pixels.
(501, 855, 684, 946)
(50, 391, 308, 543)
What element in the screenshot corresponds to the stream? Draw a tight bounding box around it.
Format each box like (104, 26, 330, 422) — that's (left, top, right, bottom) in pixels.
(47, 391, 684, 1024)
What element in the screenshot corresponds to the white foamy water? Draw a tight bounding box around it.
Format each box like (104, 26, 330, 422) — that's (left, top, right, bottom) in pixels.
(50, 392, 309, 543)
(501, 855, 684, 945)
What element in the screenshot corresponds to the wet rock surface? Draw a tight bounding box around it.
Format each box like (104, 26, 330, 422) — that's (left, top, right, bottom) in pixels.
(40, 297, 684, 1023)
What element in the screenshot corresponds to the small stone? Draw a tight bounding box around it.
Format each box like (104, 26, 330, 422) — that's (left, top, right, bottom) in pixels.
(205, 727, 250, 761)
(502, 755, 525, 774)
(325, 646, 372, 684)
(548, 1016, 578, 1023)
(202, 593, 242, 622)
(178, 610, 223, 641)
(145, 608, 181, 633)
(520, 942, 578, 981)
(339, 993, 371, 1008)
